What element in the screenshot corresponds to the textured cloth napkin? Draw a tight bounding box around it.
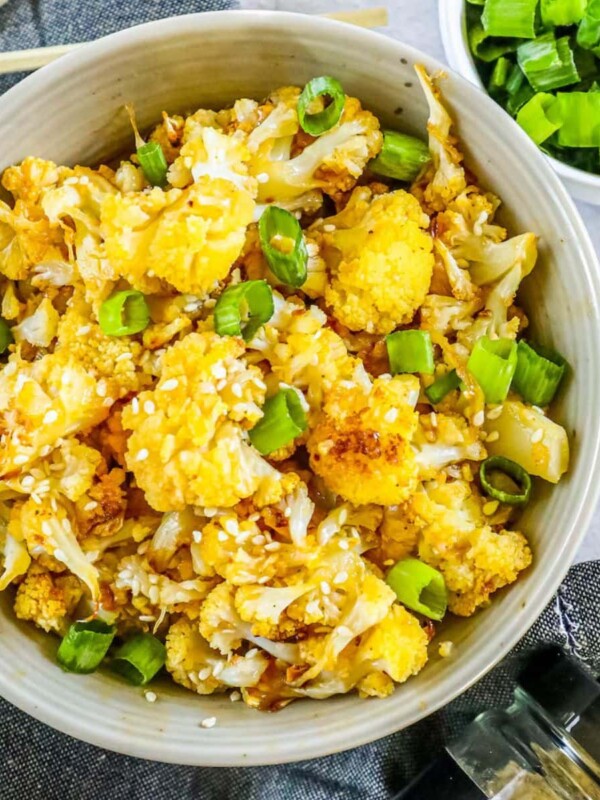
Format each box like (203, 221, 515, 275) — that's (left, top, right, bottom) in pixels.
(0, 2, 599, 798)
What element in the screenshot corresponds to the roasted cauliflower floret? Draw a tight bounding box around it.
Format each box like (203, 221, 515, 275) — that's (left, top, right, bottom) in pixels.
(123, 332, 287, 511)
(308, 376, 420, 505)
(313, 187, 434, 334)
(166, 616, 225, 694)
(14, 564, 83, 634)
(412, 479, 532, 616)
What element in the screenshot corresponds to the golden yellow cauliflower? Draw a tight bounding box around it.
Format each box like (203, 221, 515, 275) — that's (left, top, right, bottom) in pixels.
(314, 187, 434, 334)
(14, 564, 83, 634)
(123, 332, 286, 511)
(101, 178, 254, 296)
(308, 375, 420, 505)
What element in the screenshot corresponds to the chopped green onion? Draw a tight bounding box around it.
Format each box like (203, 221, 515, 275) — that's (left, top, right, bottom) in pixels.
(577, 0, 600, 55)
(511, 340, 566, 406)
(469, 22, 522, 62)
(480, 455, 532, 505)
(386, 558, 448, 621)
(214, 280, 274, 342)
(482, 0, 538, 39)
(540, 0, 586, 26)
(467, 0, 485, 5)
(137, 141, 168, 187)
(516, 93, 561, 144)
(546, 92, 600, 146)
(507, 82, 536, 115)
(57, 620, 116, 674)
(112, 633, 166, 686)
(490, 56, 513, 91)
(425, 370, 461, 405)
(369, 131, 431, 182)
(258, 206, 308, 288)
(517, 33, 579, 92)
(99, 289, 150, 337)
(386, 330, 434, 375)
(0, 318, 13, 354)
(506, 62, 526, 96)
(467, 337, 518, 403)
(249, 388, 307, 456)
(297, 76, 345, 136)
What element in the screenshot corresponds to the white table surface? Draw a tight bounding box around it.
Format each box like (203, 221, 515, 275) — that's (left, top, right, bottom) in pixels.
(245, 0, 600, 562)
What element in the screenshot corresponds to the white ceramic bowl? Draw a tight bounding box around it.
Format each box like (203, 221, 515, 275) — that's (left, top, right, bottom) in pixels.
(439, 0, 600, 205)
(0, 10, 599, 767)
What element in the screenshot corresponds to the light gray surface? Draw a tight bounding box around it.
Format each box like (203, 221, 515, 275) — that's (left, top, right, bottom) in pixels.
(244, 0, 600, 563)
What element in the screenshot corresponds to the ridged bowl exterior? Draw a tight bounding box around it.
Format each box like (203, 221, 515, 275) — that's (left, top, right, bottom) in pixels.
(0, 11, 598, 766)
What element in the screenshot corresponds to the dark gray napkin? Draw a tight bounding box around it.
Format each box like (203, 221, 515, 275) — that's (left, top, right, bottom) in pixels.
(1, 3, 598, 797)
(0, 561, 598, 800)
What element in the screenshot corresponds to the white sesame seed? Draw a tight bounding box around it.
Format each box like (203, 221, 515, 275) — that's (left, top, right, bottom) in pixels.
(31, 494, 42, 505)
(115, 352, 133, 362)
(246, 648, 258, 658)
(161, 378, 179, 391)
(204, 507, 218, 517)
(320, 581, 331, 595)
(264, 541, 281, 552)
(211, 364, 227, 380)
(338, 540, 350, 551)
(211, 661, 224, 678)
(143, 400, 156, 414)
(283, 507, 292, 518)
(43, 409, 59, 425)
(338, 509, 348, 525)
(323, 224, 336, 232)
(96, 381, 107, 397)
(252, 534, 265, 546)
(217, 531, 228, 542)
(230, 691, 242, 702)
(192, 530, 203, 543)
(84, 501, 98, 512)
(77, 325, 91, 335)
(223, 519, 239, 536)
(486, 406, 504, 420)
(200, 716, 217, 729)
(473, 411, 485, 427)
(333, 571, 348, 585)
(144, 691, 157, 703)
(384, 408, 398, 424)
(20, 476, 35, 490)
(103, 397, 114, 407)
(531, 428, 544, 443)
(216, 379, 227, 391)
(231, 382, 243, 398)
(430, 412, 438, 428)
(198, 667, 213, 681)
(40, 445, 53, 457)
(13, 454, 29, 465)
(486, 431, 500, 442)
(258, 575, 270, 584)
(131, 397, 140, 414)
(306, 600, 321, 617)
(136, 448, 149, 462)
(256, 172, 269, 184)
(54, 548, 66, 562)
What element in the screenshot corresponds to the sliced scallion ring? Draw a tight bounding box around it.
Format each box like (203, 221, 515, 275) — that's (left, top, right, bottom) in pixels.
(57, 620, 116, 674)
(111, 633, 166, 686)
(258, 206, 308, 288)
(511, 340, 567, 406)
(480, 455, 532, 506)
(99, 290, 151, 337)
(386, 330, 435, 375)
(137, 140, 168, 187)
(425, 369, 461, 405)
(214, 280, 274, 342)
(297, 76, 345, 136)
(369, 131, 431, 183)
(386, 558, 448, 621)
(249, 388, 307, 456)
(467, 337, 517, 404)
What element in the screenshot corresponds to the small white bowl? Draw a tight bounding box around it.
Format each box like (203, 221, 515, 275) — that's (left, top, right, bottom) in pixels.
(439, 0, 600, 205)
(0, 10, 599, 767)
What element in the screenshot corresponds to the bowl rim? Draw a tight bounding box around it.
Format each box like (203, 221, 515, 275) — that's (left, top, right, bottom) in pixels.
(0, 8, 599, 766)
(438, 0, 600, 192)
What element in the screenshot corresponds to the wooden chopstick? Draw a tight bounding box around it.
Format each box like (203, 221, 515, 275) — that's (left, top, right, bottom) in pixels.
(0, 7, 388, 75)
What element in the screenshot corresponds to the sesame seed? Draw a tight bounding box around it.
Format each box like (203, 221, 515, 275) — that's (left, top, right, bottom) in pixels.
(217, 531, 228, 542)
(43, 409, 59, 425)
(486, 431, 500, 442)
(256, 172, 269, 183)
(224, 519, 239, 536)
(31, 494, 42, 505)
(252, 534, 265, 546)
(200, 717, 217, 729)
(103, 397, 114, 407)
(13, 454, 28, 465)
(384, 408, 398, 424)
(216, 379, 227, 391)
(246, 648, 258, 658)
(20, 476, 35, 490)
(338, 540, 350, 551)
(115, 352, 133, 362)
(473, 411, 485, 427)
(77, 325, 91, 335)
(531, 428, 543, 443)
(204, 507, 218, 517)
(211, 661, 224, 678)
(283, 507, 292, 518)
(486, 406, 503, 420)
(40, 445, 53, 457)
(143, 400, 156, 414)
(483, 500, 499, 516)
(333, 571, 348, 585)
(131, 397, 140, 414)
(383, 559, 395, 566)
(438, 641, 454, 658)
(211, 364, 227, 379)
(338, 509, 348, 525)
(306, 600, 321, 616)
(323, 224, 336, 232)
(136, 448, 149, 462)
(54, 548, 66, 562)
(84, 501, 98, 512)
(230, 691, 242, 702)
(429, 412, 438, 428)
(96, 381, 107, 397)
(231, 383, 242, 398)
(320, 581, 331, 595)
(144, 691, 157, 703)
(198, 667, 212, 681)
(192, 530, 203, 543)
(258, 575, 270, 584)
(161, 378, 179, 391)
(264, 541, 280, 551)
